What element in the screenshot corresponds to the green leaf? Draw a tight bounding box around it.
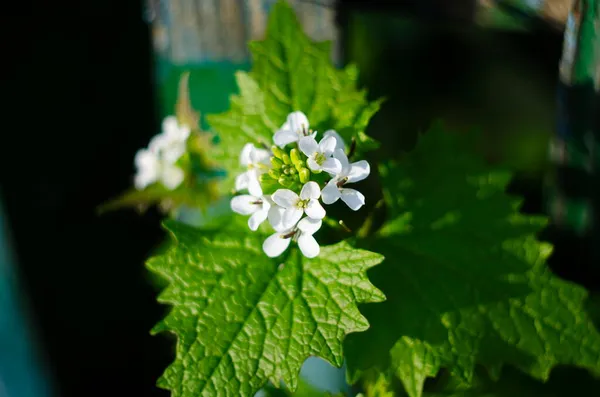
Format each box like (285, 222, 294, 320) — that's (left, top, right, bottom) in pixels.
(148, 220, 385, 397)
(207, 0, 381, 194)
(424, 365, 600, 397)
(345, 124, 600, 397)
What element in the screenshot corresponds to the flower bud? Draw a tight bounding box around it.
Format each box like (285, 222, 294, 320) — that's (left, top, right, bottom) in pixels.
(278, 176, 294, 187)
(270, 157, 283, 168)
(271, 146, 286, 160)
(299, 168, 310, 184)
(290, 148, 302, 165)
(259, 174, 271, 183)
(268, 169, 281, 179)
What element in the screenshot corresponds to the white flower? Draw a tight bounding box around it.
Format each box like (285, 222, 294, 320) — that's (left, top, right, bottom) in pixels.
(235, 143, 271, 197)
(272, 181, 326, 229)
(230, 193, 272, 231)
(273, 111, 316, 147)
(263, 217, 322, 258)
(134, 148, 184, 190)
(133, 116, 191, 191)
(323, 129, 346, 151)
(299, 135, 342, 174)
(321, 148, 370, 210)
(150, 116, 191, 164)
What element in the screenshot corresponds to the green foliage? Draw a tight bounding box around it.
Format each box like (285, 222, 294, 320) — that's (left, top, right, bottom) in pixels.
(147, 220, 384, 397)
(207, 0, 381, 195)
(141, 2, 600, 397)
(344, 124, 600, 397)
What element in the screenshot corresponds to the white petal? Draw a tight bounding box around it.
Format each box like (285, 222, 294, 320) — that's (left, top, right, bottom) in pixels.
(297, 217, 322, 235)
(306, 156, 321, 172)
(321, 157, 342, 175)
(263, 233, 292, 258)
(318, 135, 337, 156)
(272, 189, 299, 208)
(247, 172, 263, 197)
(235, 172, 250, 192)
(268, 205, 287, 232)
(231, 195, 259, 215)
(333, 148, 351, 175)
(135, 149, 157, 170)
(162, 143, 186, 164)
(298, 234, 320, 258)
(305, 199, 326, 219)
(251, 146, 271, 165)
(299, 136, 319, 157)
(274, 129, 298, 147)
(287, 111, 309, 134)
(134, 170, 157, 190)
(347, 160, 370, 183)
(161, 165, 185, 190)
(321, 180, 341, 205)
(260, 197, 271, 212)
(162, 116, 179, 136)
(300, 181, 321, 200)
(340, 188, 365, 211)
(248, 208, 268, 231)
(240, 143, 254, 166)
(324, 130, 345, 151)
(282, 207, 303, 229)
(148, 134, 167, 153)
(178, 125, 191, 141)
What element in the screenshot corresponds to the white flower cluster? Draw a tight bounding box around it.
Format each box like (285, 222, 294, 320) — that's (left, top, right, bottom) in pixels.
(231, 111, 370, 259)
(134, 116, 191, 191)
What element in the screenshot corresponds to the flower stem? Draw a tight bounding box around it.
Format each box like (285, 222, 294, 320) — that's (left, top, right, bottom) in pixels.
(356, 199, 385, 239)
(323, 216, 352, 233)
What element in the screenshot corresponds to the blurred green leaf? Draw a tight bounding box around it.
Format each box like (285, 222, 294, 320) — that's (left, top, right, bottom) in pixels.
(345, 124, 600, 397)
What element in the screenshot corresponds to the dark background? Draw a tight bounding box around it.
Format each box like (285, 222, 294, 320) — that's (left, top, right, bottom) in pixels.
(0, 1, 597, 396)
(2, 1, 169, 396)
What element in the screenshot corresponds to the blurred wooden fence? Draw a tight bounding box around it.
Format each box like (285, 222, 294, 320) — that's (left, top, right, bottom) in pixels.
(145, 0, 339, 65)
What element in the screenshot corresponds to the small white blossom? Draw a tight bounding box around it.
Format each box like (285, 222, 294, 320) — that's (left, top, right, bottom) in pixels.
(272, 181, 325, 229)
(133, 116, 191, 191)
(263, 217, 322, 258)
(323, 129, 345, 151)
(235, 143, 271, 197)
(273, 111, 316, 147)
(134, 149, 184, 190)
(299, 135, 342, 174)
(230, 193, 274, 231)
(321, 149, 370, 211)
(150, 116, 191, 164)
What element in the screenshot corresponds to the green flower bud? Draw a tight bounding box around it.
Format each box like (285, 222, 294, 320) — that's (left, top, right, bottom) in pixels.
(281, 153, 292, 165)
(278, 176, 294, 188)
(270, 157, 283, 168)
(299, 168, 310, 184)
(269, 169, 281, 179)
(271, 146, 285, 160)
(290, 148, 302, 165)
(260, 174, 271, 183)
